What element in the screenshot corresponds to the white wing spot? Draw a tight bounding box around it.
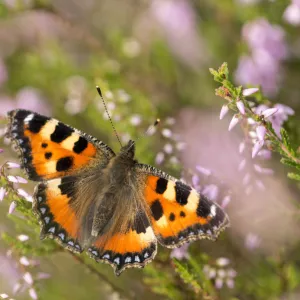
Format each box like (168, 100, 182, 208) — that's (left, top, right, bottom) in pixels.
(44, 216, 50, 224)
(134, 255, 140, 262)
(125, 256, 132, 263)
(103, 254, 110, 259)
(144, 252, 149, 258)
(40, 207, 46, 214)
(114, 257, 120, 265)
(24, 114, 34, 124)
(48, 227, 55, 233)
(210, 205, 217, 217)
(58, 233, 65, 240)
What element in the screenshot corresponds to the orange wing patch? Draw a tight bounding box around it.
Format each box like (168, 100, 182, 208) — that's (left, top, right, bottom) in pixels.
(144, 175, 229, 248)
(33, 176, 83, 253)
(7, 110, 101, 180)
(88, 221, 157, 276)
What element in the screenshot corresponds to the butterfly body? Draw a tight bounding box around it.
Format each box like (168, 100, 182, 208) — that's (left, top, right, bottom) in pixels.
(6, 109, 229, 275)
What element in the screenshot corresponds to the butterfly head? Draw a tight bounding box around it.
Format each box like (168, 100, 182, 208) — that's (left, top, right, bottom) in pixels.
(120, 140, 135, 160)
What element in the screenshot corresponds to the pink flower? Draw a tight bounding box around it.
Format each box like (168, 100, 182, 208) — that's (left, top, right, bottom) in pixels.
(243, 87, 259, 96)
(220, 105, 229, 120)
(0, 187, 6, 201)
(23, 272, 33, 285)
(8, 201, 17, 214)
(228, 114, 240, 131)
(236, 101, 245, 114)
(252, 140, 264, 158)
(6, 162, 20, 169)
(256, 125, 266, 141)
(170, 243, 190, 260)
(29, 288, 38, 300)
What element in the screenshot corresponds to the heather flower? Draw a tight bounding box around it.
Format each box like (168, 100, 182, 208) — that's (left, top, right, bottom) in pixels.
(242, 87, 259, 96)
(151, 0, 205, 69)
(6, 162, 20, 169)
(228, 114, 240, 131)
(245, 233, 261, 250)
(7, 175, 28, 184)
(36, 273, 51, 280)
(170, 243, 190, 260)
(17, 234, 29, 242)
(28, 288, 38, 300)
(256, 126, 266, 141)
(161, 128, 172, 138)
(219, 104, 229, 120)
(283, 2, 300, 26)
(20, 256, 30, 266)
(17, 189, 33, 202)
(221, 195, 231, 208)
(238, 159, 246, 171)
(129, 114, 142, 126)
(216, 257, 230, 267)
(252, 140, 264, 158)
(163, 143, 173, 154)
(202, 184, 219, 201)
(8, 201, 17, 214)
(239, 142, 246, 154)
(196, 165, 212, 176)
(0, 187, 6, 202)
(0, 149, 3, 154)
(236, 101, 245, 115)
(155, 152, 165, 165)
(23, 272, 33, 285)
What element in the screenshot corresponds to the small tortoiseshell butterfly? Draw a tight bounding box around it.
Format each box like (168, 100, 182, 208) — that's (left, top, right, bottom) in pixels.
(6, 94, 229, 275)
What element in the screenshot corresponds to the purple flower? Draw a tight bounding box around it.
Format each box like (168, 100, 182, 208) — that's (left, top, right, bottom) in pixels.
(6, 162, 20, 169)
(151, 0, 206, 69)
(155, 152, 165, 165)
(221, 195, 231, 208)
(170, 243, 190, 260)
(202, 184, 219, 201)
(196, 165, 212, 176)
(256, 126, 266, 141)
(17, 234, 29, 242)
(252, 140, 264, 158)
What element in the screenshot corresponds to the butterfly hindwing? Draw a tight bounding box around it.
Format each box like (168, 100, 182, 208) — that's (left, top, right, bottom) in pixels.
(88, 211, 157, 276)
(33, 176, 83, 253)
(6, 109, 115, 180)
(137, 164, 229, 248)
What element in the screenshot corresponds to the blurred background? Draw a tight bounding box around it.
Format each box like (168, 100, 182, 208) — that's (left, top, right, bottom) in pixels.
(0, 0, 300, 299)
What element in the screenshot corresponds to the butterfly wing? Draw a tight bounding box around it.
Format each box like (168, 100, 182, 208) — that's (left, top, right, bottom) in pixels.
(136, 164, 229, 248)
(6, 109, 115, 180)
(6, 109, 116, 251)
(88, 210, 157, 276)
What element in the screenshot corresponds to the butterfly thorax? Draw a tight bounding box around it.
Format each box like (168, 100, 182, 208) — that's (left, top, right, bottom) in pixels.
(88, 140, 140, 239)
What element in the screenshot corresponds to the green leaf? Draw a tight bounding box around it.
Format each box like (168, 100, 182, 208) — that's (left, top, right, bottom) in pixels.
(280, 128, 294, 153)
(287, 172, 300, 181)
(173, 259, 202, 295)
(280, 158, 300, 170)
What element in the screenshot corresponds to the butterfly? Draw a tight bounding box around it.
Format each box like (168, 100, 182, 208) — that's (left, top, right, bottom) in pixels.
(6, 105, 229, 275)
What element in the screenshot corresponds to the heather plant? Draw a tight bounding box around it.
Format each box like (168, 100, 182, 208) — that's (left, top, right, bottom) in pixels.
(1, 1, 300, 300)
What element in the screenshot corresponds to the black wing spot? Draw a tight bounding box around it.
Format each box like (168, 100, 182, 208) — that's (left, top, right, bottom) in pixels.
(180, 211, 186, 218)
(132, 212, 150, 234)
(58, 176, 76, 200)
(196, 196, 211, 218)
(73, 136, 88, 154)
(41, 143, 48, 148)
(175, 181, 191, 205)
(51, 123, 74, 143)
(169, 212, 175, 222)
(44, 152, 52, 160)
(28, 115, 49, 133)
(56, 156, 74, 172)
(151, 199, 163, 221)
(155, 178, 168, 194)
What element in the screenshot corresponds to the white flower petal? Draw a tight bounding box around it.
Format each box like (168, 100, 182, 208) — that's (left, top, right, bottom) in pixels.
(236, 101, 245, 115)
(8, 201, 17, 214)
(228, 115, 240, 131)
(262, 108, 278, 118)
(220, 105, 229, 120)
(216, 257, 230, 267)
(252, 140, 264, 158)
(28, 288, 38, 300)
(18, 234, 29, 242)
(0, 187, 6, 201)
(6, 162, 20, 169)
(243, 87, 259, 96)
(23, 272, 33, 285)
(256, 125, 266, 141)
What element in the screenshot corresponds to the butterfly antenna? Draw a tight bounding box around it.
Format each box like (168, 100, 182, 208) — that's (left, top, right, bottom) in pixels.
(96, 86, 123, 147)
(127, 118, 160, 153)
